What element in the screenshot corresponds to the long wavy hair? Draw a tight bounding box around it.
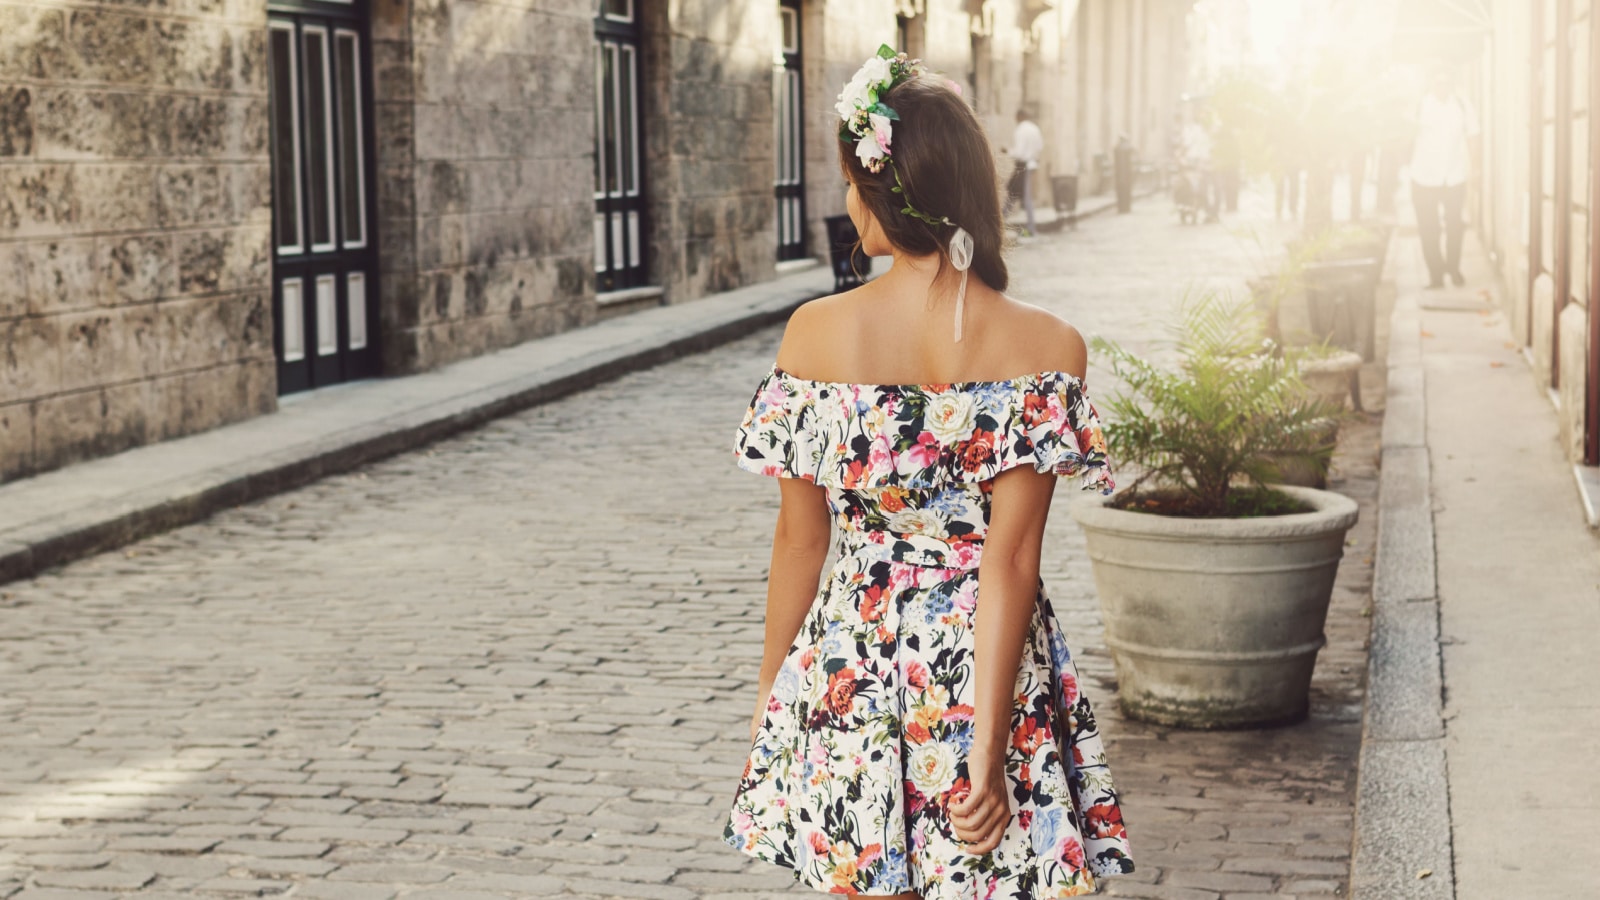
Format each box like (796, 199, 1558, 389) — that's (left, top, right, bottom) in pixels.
(838, 75, 1009, 293)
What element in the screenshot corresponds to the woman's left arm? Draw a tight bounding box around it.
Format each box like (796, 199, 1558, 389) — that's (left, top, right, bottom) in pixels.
(948, 465, 1057, 854)
(750, 478, 834, 741)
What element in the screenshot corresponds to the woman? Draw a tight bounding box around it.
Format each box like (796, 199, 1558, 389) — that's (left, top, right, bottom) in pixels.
(724, 49, 1134, 899)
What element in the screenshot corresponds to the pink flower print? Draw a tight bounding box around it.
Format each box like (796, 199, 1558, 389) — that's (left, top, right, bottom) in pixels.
(868, 434, 894, 472)
(1060, 670, 1080, 707)
(905, 431, 940, 468)
(1045, 393, 1068, 430)
(951, 578, 979, 614)
(904, 660, 930, 691)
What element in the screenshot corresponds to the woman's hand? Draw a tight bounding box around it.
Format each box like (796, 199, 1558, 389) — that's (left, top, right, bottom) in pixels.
(949, 748, 1010, 855)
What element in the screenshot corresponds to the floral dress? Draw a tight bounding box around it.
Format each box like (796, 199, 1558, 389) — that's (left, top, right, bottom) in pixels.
(724, 365, 1135, 899)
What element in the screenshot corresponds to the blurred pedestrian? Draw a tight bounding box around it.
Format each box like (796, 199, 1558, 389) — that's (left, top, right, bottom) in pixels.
(1179, 110, 1218, 223)
(1006, 107, 1044, 236)
(1410, 66, 1479, 288)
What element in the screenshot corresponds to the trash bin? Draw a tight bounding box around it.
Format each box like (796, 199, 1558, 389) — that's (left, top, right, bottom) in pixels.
(1051, 174, 1079, 230)
(824, 214, 870, 291)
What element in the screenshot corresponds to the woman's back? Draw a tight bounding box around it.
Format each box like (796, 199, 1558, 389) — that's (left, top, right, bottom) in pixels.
(773, 277, 1088, 389)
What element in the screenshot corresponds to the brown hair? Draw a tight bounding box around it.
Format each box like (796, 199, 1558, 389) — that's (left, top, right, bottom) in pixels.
(838, 74, 1008, 292)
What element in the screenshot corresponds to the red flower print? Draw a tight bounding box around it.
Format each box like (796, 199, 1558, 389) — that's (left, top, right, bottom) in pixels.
(879, 489, 907, 513)
(857, 843, 884, 867)
(946, 775, 971, 807)
(844, 459, 867, 487)
(1086, 803, 1127, 840)
(960, 431, 995, 472)
(860, 585, 887, 622)
(904, 781, 928, 815)
(808, 830, 830, 856)
(1012, 718, 1044, 755)
(905, 721, 931, 744)
(1023, 390, 1050, 426)
(944, 703, 974, 721)
(825, 668, 858, 717)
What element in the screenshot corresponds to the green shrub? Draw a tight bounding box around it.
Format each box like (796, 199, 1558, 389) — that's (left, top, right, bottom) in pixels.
(1092, 291, 1342, 518)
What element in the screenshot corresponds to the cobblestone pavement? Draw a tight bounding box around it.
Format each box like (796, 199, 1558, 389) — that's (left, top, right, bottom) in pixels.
(0, 192, 1376, 899)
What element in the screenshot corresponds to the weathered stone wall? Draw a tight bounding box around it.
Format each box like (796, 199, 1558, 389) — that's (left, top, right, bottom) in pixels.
(0, 0, 274, 482)
(383, 0, 785, 368)
(644, 3, 780, 302)
(380, 0, 596, 373)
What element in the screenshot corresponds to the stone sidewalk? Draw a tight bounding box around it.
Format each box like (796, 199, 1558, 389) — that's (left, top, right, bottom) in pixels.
(0, 194, 1378, 899)
(0, 263, 833, 586)
(1354, 227, 1600, 899)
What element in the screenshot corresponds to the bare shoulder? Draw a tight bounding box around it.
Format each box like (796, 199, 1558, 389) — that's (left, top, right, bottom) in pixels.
(774, 288, 864, 375)
(994, 298, 1088, 380)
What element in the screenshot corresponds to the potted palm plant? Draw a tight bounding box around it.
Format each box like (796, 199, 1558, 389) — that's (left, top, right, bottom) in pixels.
(1073, 293, 1358, 728)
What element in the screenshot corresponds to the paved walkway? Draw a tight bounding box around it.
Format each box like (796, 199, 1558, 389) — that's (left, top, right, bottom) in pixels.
(1419, 243, 1600, 896)
(0, 193, 1372, 899)
(0, 265, 832, 585)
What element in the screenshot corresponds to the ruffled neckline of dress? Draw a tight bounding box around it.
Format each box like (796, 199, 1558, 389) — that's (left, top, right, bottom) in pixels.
(735, 364, 1114, 493)
(769, 365, 1087, 393)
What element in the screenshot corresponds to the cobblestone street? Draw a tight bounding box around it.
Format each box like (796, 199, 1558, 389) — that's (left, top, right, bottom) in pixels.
(0, 195, 1377, 900)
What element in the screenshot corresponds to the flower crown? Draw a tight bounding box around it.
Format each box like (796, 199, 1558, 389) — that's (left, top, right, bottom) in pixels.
(835, 44, 956, 228)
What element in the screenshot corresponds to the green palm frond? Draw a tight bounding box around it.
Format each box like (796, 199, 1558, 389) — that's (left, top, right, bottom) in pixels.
(1091, 290, 1346, 516)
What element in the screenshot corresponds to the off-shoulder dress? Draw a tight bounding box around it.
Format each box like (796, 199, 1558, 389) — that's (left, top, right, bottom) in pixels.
(723, 365, 1135, 899)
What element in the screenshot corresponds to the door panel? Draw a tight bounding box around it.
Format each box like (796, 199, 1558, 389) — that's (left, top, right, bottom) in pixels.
(268, 5, 378, 394)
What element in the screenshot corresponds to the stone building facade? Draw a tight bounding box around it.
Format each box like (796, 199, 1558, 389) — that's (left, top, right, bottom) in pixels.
(0, 0, 1194, 483)
(1466, 0, 1600, 469)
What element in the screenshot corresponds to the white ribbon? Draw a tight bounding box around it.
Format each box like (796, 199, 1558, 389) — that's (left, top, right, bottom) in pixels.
(949, 227, 973, 342)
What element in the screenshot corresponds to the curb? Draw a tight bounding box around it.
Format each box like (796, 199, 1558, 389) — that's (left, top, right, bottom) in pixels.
(0, 273, 828, 587)
(1350, 244, 1455, 898)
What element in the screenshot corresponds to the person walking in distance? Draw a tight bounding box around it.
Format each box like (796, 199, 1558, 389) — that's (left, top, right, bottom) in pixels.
(1007, 107, 1044, 236)
(1179, 108, 1218, 223)
(1410, 66, 1479, 288)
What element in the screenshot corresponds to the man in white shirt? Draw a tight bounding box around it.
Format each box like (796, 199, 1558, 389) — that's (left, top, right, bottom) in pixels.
(1007, 109, 1044, 236)
(1410, 68, 1479, 287)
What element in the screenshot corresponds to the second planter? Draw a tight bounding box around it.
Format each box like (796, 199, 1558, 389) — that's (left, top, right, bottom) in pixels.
(1071, 485, 1359, 729)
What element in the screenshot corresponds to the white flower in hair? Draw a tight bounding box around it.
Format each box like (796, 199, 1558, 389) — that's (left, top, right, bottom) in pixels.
(855, 133, 885, 170)
(858, 55, 891, 90)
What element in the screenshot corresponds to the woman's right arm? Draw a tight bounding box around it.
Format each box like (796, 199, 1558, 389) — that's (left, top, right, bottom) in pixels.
(751, 477, 832, 740)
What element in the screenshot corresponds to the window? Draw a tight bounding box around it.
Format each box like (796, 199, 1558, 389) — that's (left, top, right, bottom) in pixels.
(594, 7, 647, 290)
(776, 0, 806, 261)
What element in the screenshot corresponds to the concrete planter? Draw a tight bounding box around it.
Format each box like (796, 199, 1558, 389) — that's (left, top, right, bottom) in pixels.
(1300, 350, 1364, 408)
(1071, 485, 1359, 728)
